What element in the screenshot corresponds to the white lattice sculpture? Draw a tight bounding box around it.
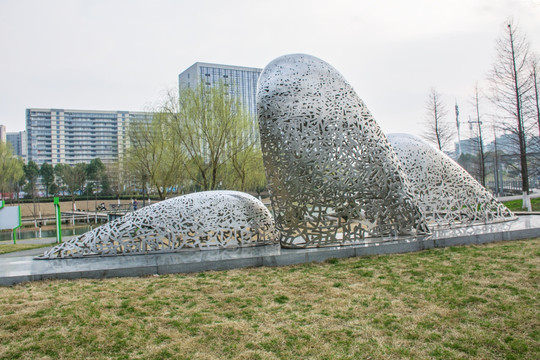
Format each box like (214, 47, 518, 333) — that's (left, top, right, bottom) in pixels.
(257, 54, 429, 248)
(38, 191, 278, 259)
(387, 133, 515, 226)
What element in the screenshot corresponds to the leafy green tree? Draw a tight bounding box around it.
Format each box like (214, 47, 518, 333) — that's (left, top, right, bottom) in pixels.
(55, 163, 87, 208)
(48, 182, 59, 196)
(54, 164, 68, 196)
(39, 162, 54, 197)
(24, 160, 40, 222)
(86, 158, 106, 195)
(24, 161, 40, 196)
(0, 142, 24, 202)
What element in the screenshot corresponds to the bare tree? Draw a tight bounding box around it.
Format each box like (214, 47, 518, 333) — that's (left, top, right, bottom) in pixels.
(531, 54, 540, 137)
(487, 21, 534, 210)
(468, 84, 486, 186)
(423, 88, 455, 152)
(529, 55, 540, 185)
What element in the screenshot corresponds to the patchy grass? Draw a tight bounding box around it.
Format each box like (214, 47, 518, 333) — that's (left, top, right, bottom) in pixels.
(503, 198, 540, 211)
(0, 239, 539, 359)
(0, 243, 52, 255)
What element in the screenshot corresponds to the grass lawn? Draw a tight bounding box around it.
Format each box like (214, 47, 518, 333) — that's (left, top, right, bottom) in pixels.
(0, 243, 53, 255)
(0, 239, 538, 360)
(503, 198, 540, 211)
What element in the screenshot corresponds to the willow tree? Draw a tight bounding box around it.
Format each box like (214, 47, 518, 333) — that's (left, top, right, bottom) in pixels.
(229, 146, 266, 193)
(0, 142, 24, 202)
(168, 82, 261, 191)
(127, 112, 186, 200)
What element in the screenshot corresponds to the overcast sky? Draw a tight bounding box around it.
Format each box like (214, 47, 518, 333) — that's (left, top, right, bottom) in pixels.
(1, 0, 539, 139)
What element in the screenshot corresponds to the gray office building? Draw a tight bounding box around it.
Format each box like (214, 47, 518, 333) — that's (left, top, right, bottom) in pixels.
(26, 108, 151, 165)
(178, 62, 262, 120)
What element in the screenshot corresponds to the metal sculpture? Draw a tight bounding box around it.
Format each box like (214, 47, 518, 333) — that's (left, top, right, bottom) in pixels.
(38, 191, 277, 259)
(387, 133, 515, 226)
(257, 54, 429, 248)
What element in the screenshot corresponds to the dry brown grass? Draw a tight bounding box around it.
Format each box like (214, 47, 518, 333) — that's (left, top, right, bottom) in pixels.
(0, 243, 52, 255)
(0, 239, 538, 359)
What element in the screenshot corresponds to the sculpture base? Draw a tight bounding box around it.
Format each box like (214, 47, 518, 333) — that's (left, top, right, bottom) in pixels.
(1, 215, 539, 286)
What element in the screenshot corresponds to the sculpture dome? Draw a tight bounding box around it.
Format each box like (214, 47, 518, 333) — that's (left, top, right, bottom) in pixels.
(39, 191, 278, 258)
(387, 133, 514, 226)
(257, 54, 428, 247)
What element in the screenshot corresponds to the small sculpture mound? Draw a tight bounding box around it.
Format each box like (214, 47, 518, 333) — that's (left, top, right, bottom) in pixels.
(387, 133, 515, 226)
(257, 54, 428, 248)
(38, 191, 278, 259)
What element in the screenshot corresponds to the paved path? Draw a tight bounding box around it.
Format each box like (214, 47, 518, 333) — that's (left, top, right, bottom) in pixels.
(0, 246, 55, 258)
(497, 189, 540, 201)
(0, 237, 75, 258)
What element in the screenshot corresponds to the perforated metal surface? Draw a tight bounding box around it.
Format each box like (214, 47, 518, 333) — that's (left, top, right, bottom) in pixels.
(387, 133, 515, 226)
(257, 54, 428, 248)
(39, 191, 278, 258)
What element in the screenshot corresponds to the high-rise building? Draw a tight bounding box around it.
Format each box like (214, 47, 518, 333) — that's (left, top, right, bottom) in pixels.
(6, 131, 27, 162)
(0, 124, 6, 143)
(178, 62, 262, 120)
(178, 62, 263, 152)
(26, 108, 151, 165)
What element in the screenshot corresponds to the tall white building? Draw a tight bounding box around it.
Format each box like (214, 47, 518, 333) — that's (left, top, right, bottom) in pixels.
(26, 108, 151, 165)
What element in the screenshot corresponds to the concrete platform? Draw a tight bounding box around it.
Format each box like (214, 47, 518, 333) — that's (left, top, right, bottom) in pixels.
(1, 215, 539, 286)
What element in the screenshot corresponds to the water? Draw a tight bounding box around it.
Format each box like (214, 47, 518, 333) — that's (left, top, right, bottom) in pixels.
(0, 226, 92, 242)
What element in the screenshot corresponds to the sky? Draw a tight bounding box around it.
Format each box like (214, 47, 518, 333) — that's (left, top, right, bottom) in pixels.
(1, 0, 539, 139)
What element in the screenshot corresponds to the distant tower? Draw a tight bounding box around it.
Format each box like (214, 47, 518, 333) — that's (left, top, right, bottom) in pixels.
(0, 124, 6, 143)
(455, 101, 462, 158)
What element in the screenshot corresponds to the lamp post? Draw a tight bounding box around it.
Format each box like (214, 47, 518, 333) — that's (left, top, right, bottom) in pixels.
(94, 179, 98, 223)
(142, 173, 147, 208)
(468, 116, 485, 187)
